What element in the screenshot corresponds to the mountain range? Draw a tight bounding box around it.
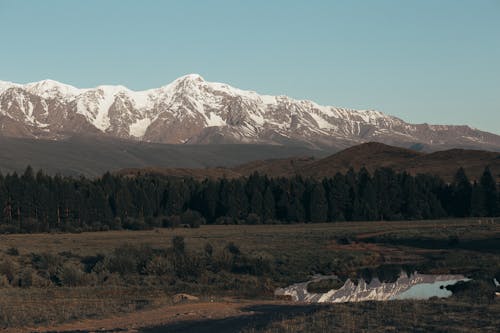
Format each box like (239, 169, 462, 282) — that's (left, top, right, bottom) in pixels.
(1, 74, 499, 151)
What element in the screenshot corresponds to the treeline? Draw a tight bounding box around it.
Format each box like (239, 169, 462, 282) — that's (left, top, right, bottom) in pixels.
(0, 166, 498, 233)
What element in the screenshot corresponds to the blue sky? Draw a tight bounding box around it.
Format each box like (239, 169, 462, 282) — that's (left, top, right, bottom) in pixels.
(0, 0, 499, 134)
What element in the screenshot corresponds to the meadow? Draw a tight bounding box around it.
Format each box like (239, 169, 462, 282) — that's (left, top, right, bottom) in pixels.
(0, 218, 498, 330)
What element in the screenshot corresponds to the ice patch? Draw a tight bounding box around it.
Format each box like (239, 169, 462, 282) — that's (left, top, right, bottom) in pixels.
(129, 117, 152, 138)
(205, 112, 226, 127)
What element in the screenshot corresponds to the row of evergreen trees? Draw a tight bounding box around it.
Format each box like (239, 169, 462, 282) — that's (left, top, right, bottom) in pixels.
(0, 166, 498, 233)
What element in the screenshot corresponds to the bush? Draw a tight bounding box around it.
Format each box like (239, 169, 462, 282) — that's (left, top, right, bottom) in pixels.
(204, 243, 213, 257)
(145, 216, 161, 228)
(6, 247, 19, 256)
(58, 263, 85, 287)
(225, 242, 241, 256)
(17, 268, 34, 288)
(172, 236, 185, 256)
(181, 210, 205, 228)
(216, 216, 236, 225)
(109, 217, 122, 230)
(0, 274, 10, 287)
(81, 254, 105, 273)
(30, 253, 63, 279)
(246, 213, 261, 225)
(123, 217, 149, 231)
(0, 258, 17, 283)
(163, 215, 181, 228)
(0, 224, 19, 234)
(143, 255, 173, 275)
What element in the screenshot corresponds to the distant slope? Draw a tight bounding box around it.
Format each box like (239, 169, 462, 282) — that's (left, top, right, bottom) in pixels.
(297, 142, 500, 182)
(403, 149, 500, 182)
(116, 142, 500, 182)
(297, 142, 424, 179)
(0, 135, 331, 177)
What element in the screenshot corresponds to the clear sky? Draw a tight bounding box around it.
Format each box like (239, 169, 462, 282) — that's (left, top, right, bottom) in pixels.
(0, 0, 499, 134)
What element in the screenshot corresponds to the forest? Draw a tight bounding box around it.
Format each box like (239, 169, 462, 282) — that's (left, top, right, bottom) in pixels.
(0, 166, 498, 233)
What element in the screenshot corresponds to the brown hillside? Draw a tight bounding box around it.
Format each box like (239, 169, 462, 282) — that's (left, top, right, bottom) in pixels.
(401, 149, 500, 182)
(115, 142, 500, 183)
(298, 142, 424, 178)
(298, 142, 500, 182)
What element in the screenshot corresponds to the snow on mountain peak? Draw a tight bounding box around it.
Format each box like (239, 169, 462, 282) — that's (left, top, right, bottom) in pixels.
(177, 73, 205, 81)
(0, 80, 20, 94)
(0, 75, 498, 150)
(25, 79, 83, 99)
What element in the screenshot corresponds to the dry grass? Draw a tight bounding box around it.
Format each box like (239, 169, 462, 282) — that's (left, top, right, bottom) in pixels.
(0, 218, 498, 329)
(0, 219, 491, 257)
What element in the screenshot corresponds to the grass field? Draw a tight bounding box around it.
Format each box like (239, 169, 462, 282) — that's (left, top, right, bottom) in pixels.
(0, 219, 498, 330)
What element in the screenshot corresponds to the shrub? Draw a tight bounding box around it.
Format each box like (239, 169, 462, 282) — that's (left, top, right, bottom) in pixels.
(30, 253, 63, 279)
(58, 263, 85, 287)
(123, 217, 149, 230)
(163, 215, 181, 228)
(81, 254, 105, 273)
(215, 216, 236, 225)
(0, 274, 10, 287)
(181, 210, 205, 228)
(5, 247, 19, 256)
(225, 242, 241, 256)
(172, 236, 185, 256)
(104, 244, 154, 276)
(0, 258, 17, 283)
(17, 268, 34, 288)
(143, 255, 173, 275)
(110, 217, 122, 230)
(0, 224, 19, 234)
(204, 243, 213, 257)
(246, 213, 261, 225)
(145, 216, 161, 228)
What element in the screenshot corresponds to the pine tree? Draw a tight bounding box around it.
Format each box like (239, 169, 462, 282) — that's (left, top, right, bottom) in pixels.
(308, 183, 328, 222)
(262, 186, 276, 221)
(480, 167, 498, 216)
(451, 168, 472, 217)
(470, 181, 485, 217)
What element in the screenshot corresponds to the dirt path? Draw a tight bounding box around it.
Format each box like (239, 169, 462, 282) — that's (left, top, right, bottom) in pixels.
(13, 299, 288, 333)
(141, 304, 327, 333)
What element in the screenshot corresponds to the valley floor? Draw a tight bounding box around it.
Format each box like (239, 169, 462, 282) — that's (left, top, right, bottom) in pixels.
(0, 219, 498, 332)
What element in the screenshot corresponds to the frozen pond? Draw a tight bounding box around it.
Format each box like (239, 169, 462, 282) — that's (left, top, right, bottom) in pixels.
(275, 272, 470, 303)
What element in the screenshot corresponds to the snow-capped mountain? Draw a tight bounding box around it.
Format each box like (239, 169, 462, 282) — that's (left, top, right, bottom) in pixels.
(1, 74, 499, 151)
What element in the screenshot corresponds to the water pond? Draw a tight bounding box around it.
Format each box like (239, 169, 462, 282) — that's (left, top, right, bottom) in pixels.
(275, 272, 470, 303)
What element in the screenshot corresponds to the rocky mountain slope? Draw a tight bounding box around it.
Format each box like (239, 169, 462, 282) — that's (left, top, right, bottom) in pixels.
(1, 75, 499, 150)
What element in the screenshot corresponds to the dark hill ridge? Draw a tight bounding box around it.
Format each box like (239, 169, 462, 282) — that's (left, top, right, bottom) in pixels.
(116, 142, 500, 182)
(1, 135, 498, 182)
(296, 142, 500, 182)
(296, 142, 425, 179)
